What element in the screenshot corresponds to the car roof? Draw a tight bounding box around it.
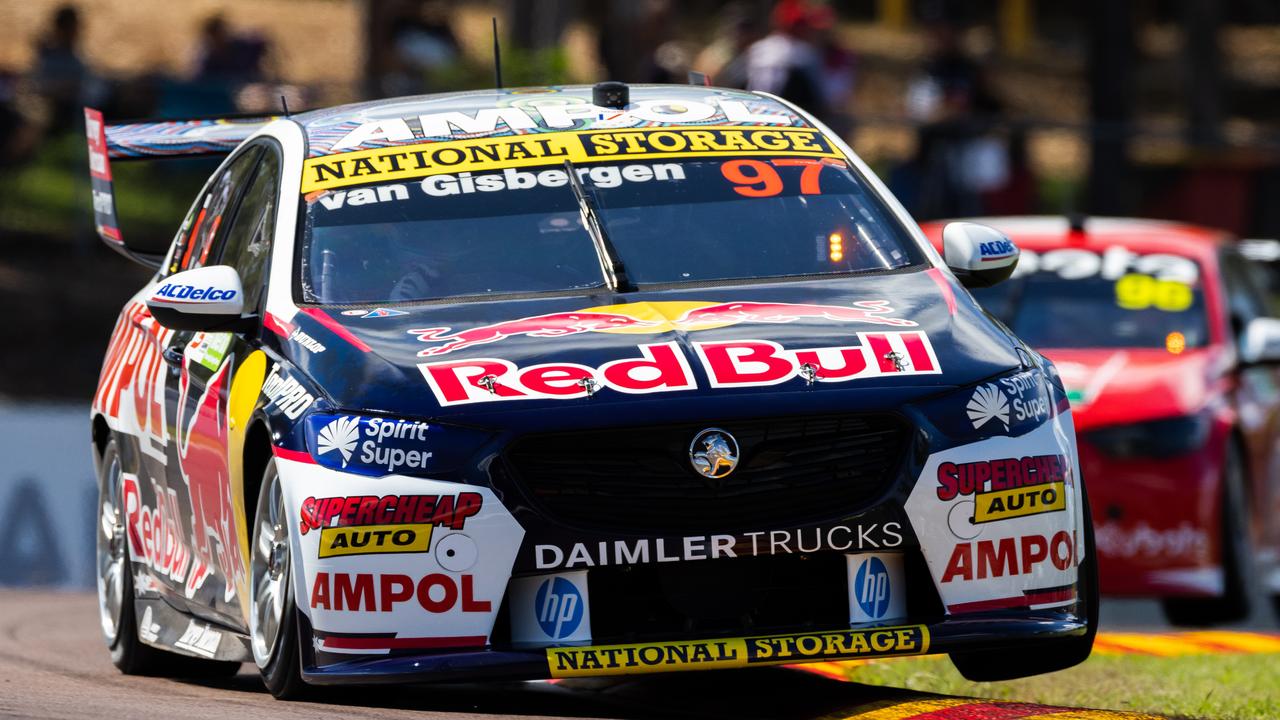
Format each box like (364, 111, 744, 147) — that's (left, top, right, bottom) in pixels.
(293, 84, 812, 158)
(919, 216, 1233, 263)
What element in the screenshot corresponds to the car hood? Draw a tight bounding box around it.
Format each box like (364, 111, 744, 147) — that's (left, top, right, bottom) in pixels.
(290, 270, 1023, 427)
(1041, 347, 1224, 431)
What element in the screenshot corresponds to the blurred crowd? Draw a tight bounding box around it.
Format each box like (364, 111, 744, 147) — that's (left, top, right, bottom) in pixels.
(1, 0, 1038, 222)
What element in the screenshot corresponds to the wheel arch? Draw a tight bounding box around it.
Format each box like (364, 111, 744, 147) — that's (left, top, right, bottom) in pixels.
(92, 414, 111, 458)
(242, 418, 275, 528)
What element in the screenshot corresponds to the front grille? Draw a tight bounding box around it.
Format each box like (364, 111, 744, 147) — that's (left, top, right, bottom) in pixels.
(500, 413, 909, 534)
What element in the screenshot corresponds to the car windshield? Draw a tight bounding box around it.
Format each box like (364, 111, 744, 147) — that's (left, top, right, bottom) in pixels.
(971, 246, 1210, 349)
(300, 156, 924, 304)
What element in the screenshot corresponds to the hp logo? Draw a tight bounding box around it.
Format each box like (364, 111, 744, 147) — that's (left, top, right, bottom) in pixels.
(534, 576, 584, 640)
(853, 556, 891, 619)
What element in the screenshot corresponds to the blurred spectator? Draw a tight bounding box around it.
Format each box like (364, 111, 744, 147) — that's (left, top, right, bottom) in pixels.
(980, 127, 1038, 215)
(194, 15, 270, 86)
(743, 0, 831, 120)
(895, 23, 1013, 220)
(378, 0, 460, 97)
(692, 4, 765, 89)
(30, 4, 92, 132)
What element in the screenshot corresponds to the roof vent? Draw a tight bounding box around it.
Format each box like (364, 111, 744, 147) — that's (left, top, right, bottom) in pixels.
(593, 81, 629, 110)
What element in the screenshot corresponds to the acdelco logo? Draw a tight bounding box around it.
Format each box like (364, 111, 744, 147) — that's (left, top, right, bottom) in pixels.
(154, 283, 237, 302)
(318, 523, 432, 558)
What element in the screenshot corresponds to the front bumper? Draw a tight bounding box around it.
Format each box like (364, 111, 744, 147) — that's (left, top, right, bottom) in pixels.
(299, 611, 1087, 685)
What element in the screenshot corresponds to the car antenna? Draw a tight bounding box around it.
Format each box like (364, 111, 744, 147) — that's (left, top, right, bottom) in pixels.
(279, 94, 291, 117)
(492, 17, 503, 90)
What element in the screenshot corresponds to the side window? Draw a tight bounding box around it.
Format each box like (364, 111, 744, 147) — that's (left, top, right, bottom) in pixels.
(1220, 250, 1270, 336)
(167, 147, 263, 275)
(218, 148, 281, 314)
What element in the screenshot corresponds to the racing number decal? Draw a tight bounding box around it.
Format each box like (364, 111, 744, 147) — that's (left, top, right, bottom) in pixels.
(720, 158, 836, 198)
(1114, 273, 1194, 312)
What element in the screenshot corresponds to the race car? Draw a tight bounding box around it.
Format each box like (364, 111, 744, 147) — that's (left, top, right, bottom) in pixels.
(87, 83, 1094, 698)
(923, 216, 1280, 625)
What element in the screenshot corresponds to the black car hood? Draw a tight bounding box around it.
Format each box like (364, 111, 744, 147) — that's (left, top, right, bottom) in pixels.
(287, 269, 1021, 428)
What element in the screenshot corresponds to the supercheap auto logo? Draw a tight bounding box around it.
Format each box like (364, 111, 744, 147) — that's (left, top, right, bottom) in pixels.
(935, 454, 1069, 524)
(546, 625, 928, 678)
(412, 300, 943, 406)
(299, 492, 481, 558)
(300, 126, 841, 193)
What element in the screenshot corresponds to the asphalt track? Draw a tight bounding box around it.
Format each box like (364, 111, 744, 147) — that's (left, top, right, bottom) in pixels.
(0, 591, 1180, 720)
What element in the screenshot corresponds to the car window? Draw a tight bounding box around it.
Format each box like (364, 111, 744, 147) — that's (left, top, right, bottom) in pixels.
(300, 158, 925, 304)
(167, 147, 263, 275)
(218, 147, 280, 313)
(1219, 249, 1270, 329)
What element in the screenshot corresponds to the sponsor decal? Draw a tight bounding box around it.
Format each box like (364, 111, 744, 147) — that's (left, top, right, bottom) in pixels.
(534, 522, 903, 570)
(941, 530, 1076, 583)
(318, 523, 433, 558)
(311, 415, 433, 473)
(547, 625, 928, 678)
(137, 606, 161, 644)
(979, 239, 1016, 261)
(302, 126, 840, 193)
(173, 619, 223, 658)
(260, 365, 315, 419)
(289, 327, 326, 353)
(848, 553, 906, 623)
(153, 283, 237, 303)
(299, 492, 481, 535)
(94, 302, 173, 461)
(935, 454, 1068, 524)
(123, 474, 212, 598)
(507, 573, 593, 644)
(1093, 521, 1210, 562)
(327, 97, 795, 152)
(309, 571, 492, 613)
(412, 299, 915, 356)
(185, 332, 232, 372)
(421, 333, 937, 407)
(176, 359, 246, 603)
(341, 307, 408, 318)
(966, 371, 1049, 432)
(1015, 245, 1199, 284)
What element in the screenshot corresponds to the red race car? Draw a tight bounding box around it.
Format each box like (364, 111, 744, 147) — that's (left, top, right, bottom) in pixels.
(923, 216, 1280, 625)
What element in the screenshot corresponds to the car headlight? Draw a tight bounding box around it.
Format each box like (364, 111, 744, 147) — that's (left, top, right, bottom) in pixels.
(1084, 412, 1212, 459)
(303, 412, 492, 479)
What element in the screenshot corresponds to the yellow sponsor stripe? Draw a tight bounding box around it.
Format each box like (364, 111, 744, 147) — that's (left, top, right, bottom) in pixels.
(317, 522, 433, 558)
(973, 481, 1067, 523)
(300, 125, 841, 193)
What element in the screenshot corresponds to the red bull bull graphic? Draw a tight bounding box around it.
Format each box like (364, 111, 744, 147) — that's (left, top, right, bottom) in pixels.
(410, 300, 916, 357)
(419, 332, 939, 406)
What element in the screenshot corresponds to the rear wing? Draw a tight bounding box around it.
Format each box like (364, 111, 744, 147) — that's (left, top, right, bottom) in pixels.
(83, 107, 278, 268)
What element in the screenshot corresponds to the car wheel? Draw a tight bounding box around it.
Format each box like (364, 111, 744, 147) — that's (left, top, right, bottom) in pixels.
(250, 457, 309, 699)
(950, 475, 1099, 682)
(1161, 441, 1253, 626)
(98, 437, 240, 677)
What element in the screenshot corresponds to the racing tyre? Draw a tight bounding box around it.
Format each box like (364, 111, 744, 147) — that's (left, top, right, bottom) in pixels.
(97, 438, 240, 677)
(1162, 442, 1253, 626)
(249, 458, 309, 699)
(949, 478, 1099, 682)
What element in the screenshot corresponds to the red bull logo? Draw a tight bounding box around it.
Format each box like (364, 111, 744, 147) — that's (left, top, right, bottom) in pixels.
(410, 300, 916, 357)
(419, 332, 940, 406)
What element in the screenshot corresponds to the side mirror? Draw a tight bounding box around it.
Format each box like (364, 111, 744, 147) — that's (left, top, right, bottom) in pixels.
(942, 222, 1020, 289)
(146, 265, 252, 332)
(1240, 317, 1280, 365)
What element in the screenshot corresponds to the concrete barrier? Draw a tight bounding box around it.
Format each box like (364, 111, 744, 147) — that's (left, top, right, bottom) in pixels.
(0, 405, 95, 588)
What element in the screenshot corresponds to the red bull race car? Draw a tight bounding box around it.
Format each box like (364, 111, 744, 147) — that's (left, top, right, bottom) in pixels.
(87, 83, 1094, 698)
(924, 217, 1280, 625)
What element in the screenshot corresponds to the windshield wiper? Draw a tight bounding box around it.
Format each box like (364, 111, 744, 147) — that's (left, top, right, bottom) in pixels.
(563, 159, 634, 292)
